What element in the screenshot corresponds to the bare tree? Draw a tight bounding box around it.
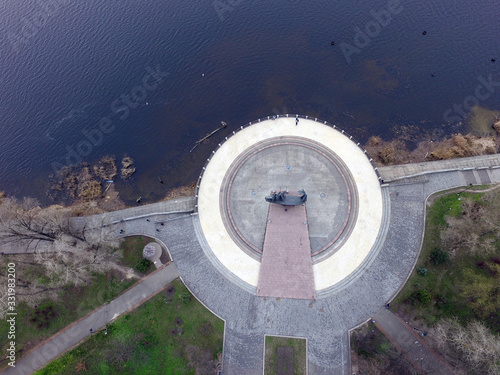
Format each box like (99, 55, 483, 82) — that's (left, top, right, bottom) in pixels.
(480, 188, 500, 235)
(435, 319, 500, 375)
(105, 339, 135, 365)
(0, 197, 117, 253)
(0, 196, 121, 309)
(441, 193, 499, 257)
(0, 198, 59, 250)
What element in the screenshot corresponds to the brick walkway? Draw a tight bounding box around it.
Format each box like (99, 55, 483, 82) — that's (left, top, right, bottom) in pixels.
(257, 202, 315, 300)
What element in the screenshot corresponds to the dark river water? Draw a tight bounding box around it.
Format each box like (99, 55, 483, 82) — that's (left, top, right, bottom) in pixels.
(0, 0, 499, 204)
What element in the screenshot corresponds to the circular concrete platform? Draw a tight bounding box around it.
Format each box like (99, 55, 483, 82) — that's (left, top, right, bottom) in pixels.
(221, 137, 358, 261)
(197, 116, 384, 292)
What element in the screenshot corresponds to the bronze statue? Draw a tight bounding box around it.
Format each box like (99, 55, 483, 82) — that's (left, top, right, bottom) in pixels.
(265, 190, 307, 206)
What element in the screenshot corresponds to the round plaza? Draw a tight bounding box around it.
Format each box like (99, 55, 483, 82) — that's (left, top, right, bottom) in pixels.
(196, 116, 384, 293)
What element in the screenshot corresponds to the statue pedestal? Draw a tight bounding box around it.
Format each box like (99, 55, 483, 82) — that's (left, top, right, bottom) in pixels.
(257, 203, 316, 300)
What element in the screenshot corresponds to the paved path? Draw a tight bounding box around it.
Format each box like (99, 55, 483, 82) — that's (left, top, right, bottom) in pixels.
(1, 197, 196, 255)
(379, 154, 500, 181)
(69, 196, 196, 232)
(2, 263, 180, 375)
(372, 307, 455, 375)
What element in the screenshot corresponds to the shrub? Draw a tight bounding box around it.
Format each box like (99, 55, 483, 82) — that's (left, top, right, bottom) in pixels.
(430, 248, 449, 266)
(378, 342, 391, 353)
(179, 291, 192, 304)
(135, 258, 151, 273)
(418, 289, 432, 304)
(417, 267, 428, 276)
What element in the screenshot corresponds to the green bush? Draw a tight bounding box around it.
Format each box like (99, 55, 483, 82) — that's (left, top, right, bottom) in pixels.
(378, 342, 391, 353)
(418, 289, 432, 304)
(135, 258, 151, 273)
(430, 248, 449, 266)
(417, 267, 428, 276)
(179, 291, 192, 304)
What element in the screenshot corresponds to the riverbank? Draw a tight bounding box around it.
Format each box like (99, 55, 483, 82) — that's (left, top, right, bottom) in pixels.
(52, 118, 500, 213)
(365, 128, 500, 167)
(2, 119, 499, 214)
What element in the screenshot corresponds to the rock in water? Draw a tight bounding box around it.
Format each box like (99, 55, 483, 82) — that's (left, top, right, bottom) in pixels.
(121, 156, 136, 180)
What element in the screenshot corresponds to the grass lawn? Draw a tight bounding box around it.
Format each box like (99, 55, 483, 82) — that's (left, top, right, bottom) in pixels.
(265, 336, 306, 375)
(34, 279, 224, 375)
(0, 270, 136, 370)
(119, 236, 156, 274)
(394, 188, 500, 332)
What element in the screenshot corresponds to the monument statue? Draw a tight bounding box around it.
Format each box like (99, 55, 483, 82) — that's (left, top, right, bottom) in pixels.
(265, 189, 307, 206)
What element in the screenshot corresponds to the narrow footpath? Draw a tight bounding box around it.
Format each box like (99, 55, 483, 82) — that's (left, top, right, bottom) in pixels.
(2, 263, 180, 375)
(372, 307, 455, 375)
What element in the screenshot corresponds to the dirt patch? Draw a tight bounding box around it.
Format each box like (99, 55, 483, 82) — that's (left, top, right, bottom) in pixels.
(170, 326, 184, 336)
(68, 200, 107, 216)
(164, 285, 176, 300)
(350, 322, 419, 375)
(184, 344, 218, 375)
(98, 184, 127, 212)
(277, 347, 294, 375)
(265, 336, 306, 375)
(30, 305, 57, 329)
(124, 268, 137, 279)
(199, 321, 213, 336)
